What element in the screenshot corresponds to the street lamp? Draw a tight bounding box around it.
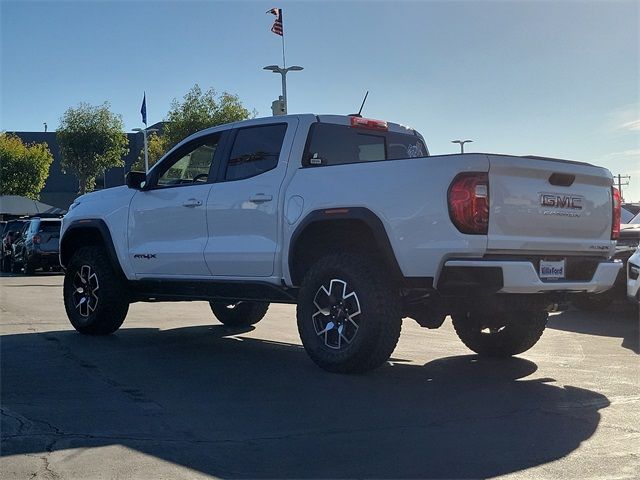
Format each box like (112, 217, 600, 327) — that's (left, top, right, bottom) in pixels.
(451, 139, 473, 154)
(263, 64, 303, 115)
(132, 127, 159, 173)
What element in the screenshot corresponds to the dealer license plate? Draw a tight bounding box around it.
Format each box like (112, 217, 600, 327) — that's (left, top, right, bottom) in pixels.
(539, 259, 566, 280)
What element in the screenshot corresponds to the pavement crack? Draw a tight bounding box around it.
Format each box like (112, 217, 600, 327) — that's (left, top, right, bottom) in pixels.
(39, 333, 166, 413)
(24, 438, 61, 480)
(40, 437, 61, 480)
(1, 407, 31, 435)
(0, 407, 585, 447)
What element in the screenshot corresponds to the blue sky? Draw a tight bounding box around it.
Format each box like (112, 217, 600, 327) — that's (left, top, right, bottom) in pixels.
(2, 0, 639, 200)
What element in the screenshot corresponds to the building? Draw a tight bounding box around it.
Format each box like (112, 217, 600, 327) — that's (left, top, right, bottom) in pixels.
(10, 123, 163, 210)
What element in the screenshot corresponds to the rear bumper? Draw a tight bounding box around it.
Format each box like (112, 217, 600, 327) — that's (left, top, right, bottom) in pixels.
(439, 259, 622, 294)
(27, 250, 60, 266)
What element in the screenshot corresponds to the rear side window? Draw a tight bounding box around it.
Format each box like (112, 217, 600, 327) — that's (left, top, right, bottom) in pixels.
(304, 123, 427, 166)
(39, 222, 61, 233)
(225, 124, 287, 181)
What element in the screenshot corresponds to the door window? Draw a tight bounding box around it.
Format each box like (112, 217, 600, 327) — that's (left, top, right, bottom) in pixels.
(156, 135, 221, 187)
(225, 124, 287, 181)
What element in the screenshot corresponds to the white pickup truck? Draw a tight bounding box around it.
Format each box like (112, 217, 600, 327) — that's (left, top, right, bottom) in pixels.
(60, 114, 622, 373)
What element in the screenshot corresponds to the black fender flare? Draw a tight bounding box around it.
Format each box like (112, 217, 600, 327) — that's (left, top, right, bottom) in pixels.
(60, 219, 123, 277)
(287, 207, 404, 283)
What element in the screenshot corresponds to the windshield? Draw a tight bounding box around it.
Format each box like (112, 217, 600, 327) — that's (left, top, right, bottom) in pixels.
(39, 222, 61, 233)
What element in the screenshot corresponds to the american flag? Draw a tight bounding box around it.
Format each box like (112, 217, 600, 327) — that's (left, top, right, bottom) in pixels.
(267, 8, 283, 36)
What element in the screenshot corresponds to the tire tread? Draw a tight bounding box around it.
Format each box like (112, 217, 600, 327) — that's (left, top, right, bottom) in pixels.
(297, 253, 401, 374)
(64, 246, 128, 335)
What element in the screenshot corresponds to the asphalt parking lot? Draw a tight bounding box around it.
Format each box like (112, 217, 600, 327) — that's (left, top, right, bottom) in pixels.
(1, 272, 638, 479)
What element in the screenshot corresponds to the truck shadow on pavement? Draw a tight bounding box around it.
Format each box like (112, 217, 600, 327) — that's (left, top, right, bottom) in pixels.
(1, 324, 610, 478)
(547, 307, 639, 354)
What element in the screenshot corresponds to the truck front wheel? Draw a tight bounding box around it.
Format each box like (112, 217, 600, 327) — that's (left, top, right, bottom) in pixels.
(209, 301, 269, 327)
(452, 309, 548, 357)
(297, 253, 402, 374)
(63, 246, 129, 335)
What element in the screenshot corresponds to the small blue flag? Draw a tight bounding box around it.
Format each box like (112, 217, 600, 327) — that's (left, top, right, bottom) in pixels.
(140, 92, 147, 125)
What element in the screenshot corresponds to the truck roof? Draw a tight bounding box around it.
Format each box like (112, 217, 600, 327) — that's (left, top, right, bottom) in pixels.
(153, 114, 425, 173)
(177, 114, 421, 144)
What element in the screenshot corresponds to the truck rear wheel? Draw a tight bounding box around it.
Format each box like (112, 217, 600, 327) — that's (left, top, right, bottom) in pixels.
(297, 253, 402, 374)
(63, 246, 129, 335)
(209, 301, 269, 327)
(452, 309, 548, 357)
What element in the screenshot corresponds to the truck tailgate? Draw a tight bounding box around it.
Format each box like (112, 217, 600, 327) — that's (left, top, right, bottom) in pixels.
(487, 155, 614, 255)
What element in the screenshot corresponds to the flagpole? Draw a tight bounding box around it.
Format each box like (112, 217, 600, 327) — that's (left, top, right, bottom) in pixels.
(281, 24, 286, 68)
(142, 92, 149, 173)
(143, 129, 149, 174)
(281, 34, 286, 68)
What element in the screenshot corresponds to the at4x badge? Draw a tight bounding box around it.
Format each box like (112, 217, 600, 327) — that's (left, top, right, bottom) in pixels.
(134, 253, 156, 259)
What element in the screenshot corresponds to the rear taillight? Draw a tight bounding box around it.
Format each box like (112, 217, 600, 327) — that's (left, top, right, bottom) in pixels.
(611, 186, 621, 240)
(448, 172, 489, 235)
(33, 234, 41, 244)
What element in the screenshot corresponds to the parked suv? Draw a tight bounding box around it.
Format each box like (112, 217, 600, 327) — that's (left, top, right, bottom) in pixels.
(11, 218, 61, 275)
(59, 114, 621, 373)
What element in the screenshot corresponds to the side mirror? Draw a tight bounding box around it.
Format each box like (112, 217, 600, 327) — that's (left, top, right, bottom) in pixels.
(126, 171, 147, 190)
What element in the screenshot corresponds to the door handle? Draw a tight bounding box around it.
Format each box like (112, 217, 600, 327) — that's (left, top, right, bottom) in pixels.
(249, 194, 273, 204)
(183, 198, 202, 208)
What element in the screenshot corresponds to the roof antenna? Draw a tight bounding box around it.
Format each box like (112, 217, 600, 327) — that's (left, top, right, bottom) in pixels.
(349, 91, 369, 117)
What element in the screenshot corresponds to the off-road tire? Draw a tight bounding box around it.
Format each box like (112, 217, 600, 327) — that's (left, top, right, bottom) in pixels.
(571, 292, 614, 311)
(297, 253, 402, 374)
(63, 246, 129, 335)
(452, 309, 548, 357)
(209, 301, 269, 327)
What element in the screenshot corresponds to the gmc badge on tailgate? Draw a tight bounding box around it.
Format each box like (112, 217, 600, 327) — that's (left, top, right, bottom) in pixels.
(539, 192, 584, 217)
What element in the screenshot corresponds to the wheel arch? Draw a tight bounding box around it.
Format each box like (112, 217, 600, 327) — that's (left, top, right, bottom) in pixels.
(60, 220, 124, 278)
(287, 207, 404, 286)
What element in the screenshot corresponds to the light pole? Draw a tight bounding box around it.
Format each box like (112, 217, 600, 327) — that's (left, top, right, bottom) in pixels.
(263, 65, 303, 114)
(451, 139, 473, 154)
(132, 127, 159, 173)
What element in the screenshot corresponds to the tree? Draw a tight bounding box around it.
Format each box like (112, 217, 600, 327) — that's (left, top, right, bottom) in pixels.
(131, 132, 169, 171)
(132, 85, 254, 171)
(0, 133, 53, 200)
(163, 84, 254, 149)
(57, 102, 129, 194)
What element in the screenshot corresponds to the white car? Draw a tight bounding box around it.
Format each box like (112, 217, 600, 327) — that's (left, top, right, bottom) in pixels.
(59, 114, 622, 373)
(627, 247, 640, 305)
